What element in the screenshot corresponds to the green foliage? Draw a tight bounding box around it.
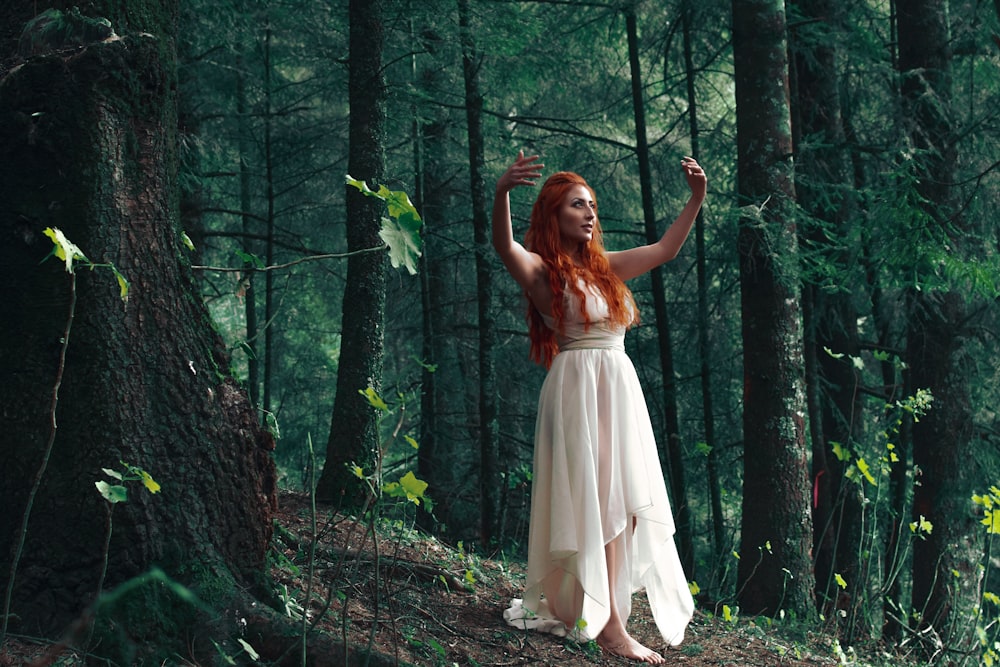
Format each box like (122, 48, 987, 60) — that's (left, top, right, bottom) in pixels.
(973, 487, 1000, 666)
(345, 175, 424, 275)
(351, 385, 432, 512)
(43, 227, 130, 301)
(18, 6, 115, 57)
(95, 461, 161, 504)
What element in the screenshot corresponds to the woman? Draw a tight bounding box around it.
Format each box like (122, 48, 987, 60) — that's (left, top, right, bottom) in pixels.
(494, 151, 706, 664)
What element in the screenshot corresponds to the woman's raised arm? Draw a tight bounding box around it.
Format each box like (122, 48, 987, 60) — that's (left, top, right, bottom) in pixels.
(608, 157, 707, 282)
(492, 151, 547, 291)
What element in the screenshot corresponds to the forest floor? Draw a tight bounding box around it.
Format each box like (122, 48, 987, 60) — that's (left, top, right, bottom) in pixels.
(264, 490, 910, 667)
(1, 490, 918, 666)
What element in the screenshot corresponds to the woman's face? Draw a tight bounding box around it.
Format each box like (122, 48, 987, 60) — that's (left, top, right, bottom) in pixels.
(557, 185, 596, 253)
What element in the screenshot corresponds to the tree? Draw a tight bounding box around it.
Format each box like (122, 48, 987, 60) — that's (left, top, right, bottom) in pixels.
(731, 0, 815, 618)
(316, 0, 389, 509)
(788, 0, 864, 622)
(0, 1, 275, 657)
(897, 0, 979, 644)
(625, 6, 695, 576)
(458, 0, 505, 548)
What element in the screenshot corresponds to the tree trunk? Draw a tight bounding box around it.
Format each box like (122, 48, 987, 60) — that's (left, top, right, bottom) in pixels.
(0, 3, 276, 656)
(732, 0, 815, 619)
(316, 0, 388, 508)
(412, 17, 457, 535)
(625, 8, 694, 577)
(262, 19, 278, 417)
(236, 48, 262, 411)
(897, 0, 978, 644)
(788, 0, 864, 628)
(459, 0, 503, 549)
(681, 0, 719, 576)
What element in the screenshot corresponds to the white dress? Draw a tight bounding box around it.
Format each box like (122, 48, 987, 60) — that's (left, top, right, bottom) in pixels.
(504, 284, 694, 646)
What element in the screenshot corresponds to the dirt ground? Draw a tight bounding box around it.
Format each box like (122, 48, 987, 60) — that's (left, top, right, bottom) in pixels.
(266, 491, 865, 667)
(2, 491, 908, 666)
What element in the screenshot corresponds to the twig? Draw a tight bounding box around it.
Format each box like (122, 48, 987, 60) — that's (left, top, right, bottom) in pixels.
(191, 246, 386, 273)
(1, 271, 77, 644)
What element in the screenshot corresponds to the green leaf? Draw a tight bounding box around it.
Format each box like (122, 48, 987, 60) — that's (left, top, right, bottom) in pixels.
(181, 231, 195, 251)
(234, 249, 265, 269)
(404, 435, 419, 450)
(856, 457, 877, 485)
(346, 175, 423, 275)
(426, 637, 446, 658)
(981, 510, 1000, 535)
(345, 175, 376, 196)
(398, 471, 428, 505)
(236, 639, 260, 661)
(43, 227, 88, 273)
(96, 481, 128, 504)
(141, 471, 161, 494)
(909, 514, 933, 534)
(831, 441, 850, 462)
(102, 467, 123, 480)
(111, 265, 130, 302)
(379, 213, 422, 275)
(377, 184, 421, 222)
(834, 573, 847, 589)
(358, 387, 389, 412)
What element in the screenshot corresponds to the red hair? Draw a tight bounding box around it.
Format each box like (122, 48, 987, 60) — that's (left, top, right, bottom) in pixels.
(524, 171, 638, 368)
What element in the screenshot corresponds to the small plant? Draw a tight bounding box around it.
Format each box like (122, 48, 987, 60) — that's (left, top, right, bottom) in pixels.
(1, 228, 129, 644)
(95, 460, 161, 504)
(94, 462, 161, 598)
(972, 486, 1000, 666)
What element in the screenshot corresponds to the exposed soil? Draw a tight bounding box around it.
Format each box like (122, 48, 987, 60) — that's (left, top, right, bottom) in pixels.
(263, 491, 859, 667)
(2, 490, 908, 666)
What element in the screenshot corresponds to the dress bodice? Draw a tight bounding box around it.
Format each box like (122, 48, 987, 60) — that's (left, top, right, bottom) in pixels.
(540, 283, 626, 352)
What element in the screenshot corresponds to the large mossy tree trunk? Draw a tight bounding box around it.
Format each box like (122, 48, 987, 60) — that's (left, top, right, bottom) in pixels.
(732, 0, 816, 619)
(0, 2, 276, 659)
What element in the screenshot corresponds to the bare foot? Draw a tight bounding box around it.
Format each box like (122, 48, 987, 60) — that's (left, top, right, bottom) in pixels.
(597, 631, 665, 664)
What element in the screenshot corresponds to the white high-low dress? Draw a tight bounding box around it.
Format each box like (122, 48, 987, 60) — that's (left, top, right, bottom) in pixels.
(504, 283, 694, 646)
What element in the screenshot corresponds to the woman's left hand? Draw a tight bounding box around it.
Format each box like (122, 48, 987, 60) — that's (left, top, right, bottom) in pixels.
(681, 157, 707, 200)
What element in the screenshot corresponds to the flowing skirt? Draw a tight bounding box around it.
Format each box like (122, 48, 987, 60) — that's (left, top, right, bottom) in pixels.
(504, 347, 694, 645)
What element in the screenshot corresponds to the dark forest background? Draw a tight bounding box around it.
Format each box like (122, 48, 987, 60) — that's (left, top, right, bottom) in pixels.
(2, 0, 1000, 664)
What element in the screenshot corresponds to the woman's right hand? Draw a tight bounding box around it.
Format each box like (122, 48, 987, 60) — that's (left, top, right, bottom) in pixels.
(496, 150, 544, 194)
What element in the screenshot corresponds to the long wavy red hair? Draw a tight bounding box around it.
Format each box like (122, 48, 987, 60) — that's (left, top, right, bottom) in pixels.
(524, 171, 638, 367)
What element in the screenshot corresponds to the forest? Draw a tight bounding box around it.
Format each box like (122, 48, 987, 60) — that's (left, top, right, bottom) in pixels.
(1, 0, 999, 665)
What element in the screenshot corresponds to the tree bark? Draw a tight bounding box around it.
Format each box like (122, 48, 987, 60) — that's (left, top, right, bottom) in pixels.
(788, 0, 864, 629)
(897, 0, 978, 645)
(459, 0, 503, 549)
(0, 3, 276, 654)
(625, 8, 694, 577)
(681, 0, 718, 576)
(316, 0, 388, 508)
(732, 0, 816, 619)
